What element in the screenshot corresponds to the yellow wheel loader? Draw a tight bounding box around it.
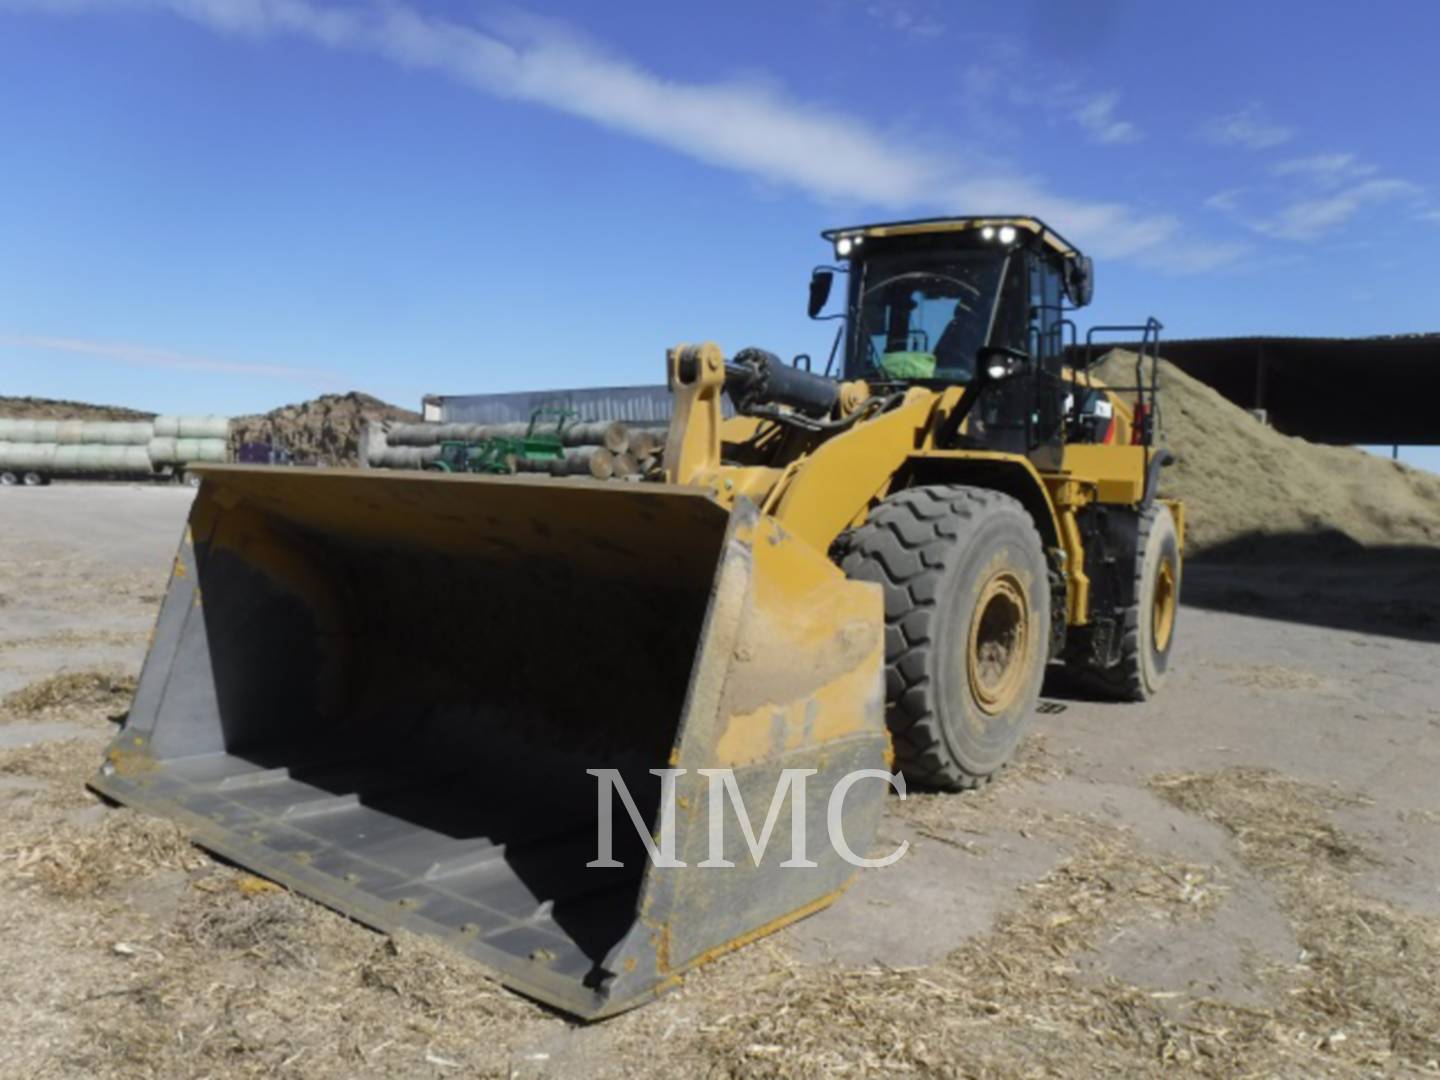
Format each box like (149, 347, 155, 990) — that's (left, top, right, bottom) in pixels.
(92, 215, 1182, 1018)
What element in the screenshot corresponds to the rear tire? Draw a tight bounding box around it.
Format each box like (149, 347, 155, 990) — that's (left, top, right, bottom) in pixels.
(1078, 504, 1180, 701)
(0, 471, 17, 486)
(839, 485, 1050, 791)
(21, 471, 46, 487)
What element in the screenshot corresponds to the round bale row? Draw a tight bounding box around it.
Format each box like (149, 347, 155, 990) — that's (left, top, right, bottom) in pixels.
(0, 436, 228, 474)
(0, 419, 153, 445)
(0, 443, 152, 471)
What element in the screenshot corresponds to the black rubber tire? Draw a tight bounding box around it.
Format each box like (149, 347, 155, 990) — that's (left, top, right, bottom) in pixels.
(21, 471, 45, 487)
(0, 471, 17, 486)
(838, 485, 1050, 792)
(1084, 504, 1180, 702)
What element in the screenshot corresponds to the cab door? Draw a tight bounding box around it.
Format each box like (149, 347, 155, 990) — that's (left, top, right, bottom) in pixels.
(1026, 254, 1069, 466)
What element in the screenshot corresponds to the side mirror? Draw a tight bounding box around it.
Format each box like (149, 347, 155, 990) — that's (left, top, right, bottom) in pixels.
(1067, 255, 1094, 308)
(977, 345, 1030, 382)
(807, 269, 834, 319)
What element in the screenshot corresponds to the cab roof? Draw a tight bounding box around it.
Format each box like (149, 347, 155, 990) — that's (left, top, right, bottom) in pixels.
(821, 216, 1081, 259)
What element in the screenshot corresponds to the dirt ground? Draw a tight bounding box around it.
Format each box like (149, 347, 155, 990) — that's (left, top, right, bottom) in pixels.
(3, 484, 1440, 1078)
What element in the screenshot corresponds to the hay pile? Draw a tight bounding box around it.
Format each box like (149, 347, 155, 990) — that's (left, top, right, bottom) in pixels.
(1095, 352, 1440, 559)
(230, 391, 418, 467)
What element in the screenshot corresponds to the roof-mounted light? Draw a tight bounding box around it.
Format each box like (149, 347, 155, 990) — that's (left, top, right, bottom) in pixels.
(998, 225, 1017, 244)
(835, 236, 854, 257)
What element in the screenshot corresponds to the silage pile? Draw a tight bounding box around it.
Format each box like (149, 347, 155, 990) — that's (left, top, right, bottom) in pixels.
(1095, 351, 1440, 559)
(230, 391, 418, 467)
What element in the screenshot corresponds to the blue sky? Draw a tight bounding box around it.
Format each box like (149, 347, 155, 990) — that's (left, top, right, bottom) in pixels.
(1, 1, 1438, 464)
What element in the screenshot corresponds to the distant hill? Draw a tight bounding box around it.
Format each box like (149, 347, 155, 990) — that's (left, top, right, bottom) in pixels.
(230, 391, 420, 467)
(0, 396, 155, 421)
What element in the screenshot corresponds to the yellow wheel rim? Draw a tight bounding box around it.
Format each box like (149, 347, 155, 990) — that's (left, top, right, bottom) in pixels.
(1152, 558, 1177, 653)
(967, 571, 1031, 716)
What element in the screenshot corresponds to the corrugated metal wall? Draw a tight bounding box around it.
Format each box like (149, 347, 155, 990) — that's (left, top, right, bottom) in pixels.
(431, 385, 734, 424)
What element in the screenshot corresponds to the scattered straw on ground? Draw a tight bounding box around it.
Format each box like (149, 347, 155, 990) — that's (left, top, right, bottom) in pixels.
(1, 669, 136, 718)
(602, 769, 1440, 1077)
(609, 828, 1236, 1077)
(1, 764, 1436, 1076)
(1213, 662, 1331, 693)
(0, 628, 149, 654)
(1, 810, 209, 899)
(1151, 767, 1440, 1073)
(0, 737, 100, 787)
(0, 733, 111, 822)
(4, 878, 548, 1079)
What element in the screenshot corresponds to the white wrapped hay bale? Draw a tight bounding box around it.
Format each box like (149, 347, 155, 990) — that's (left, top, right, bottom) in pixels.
(156, 415, 229, 439)
(0, 442, 55, 469)
(176, 438, 227, 463)
(147, 436, 178, 464)
(102, 420, 152, 445)
(56, 420, 87, 444)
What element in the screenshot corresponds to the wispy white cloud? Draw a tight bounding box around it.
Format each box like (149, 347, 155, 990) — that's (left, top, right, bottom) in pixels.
(1420, 209, 1440, 224)
(0, 334, 340, 381)
(1203, 188, 1246, 214)
(1200, 104, 1296, 150)
(4, 0, 1233, 268)
(1270, 152, 1377, 187)
(1073, 91, 1141, 145)
(1139, 241, 1253, 274)
(960, 47, 1142, 149)
(1206, 144, 1424, 243)
(1253, 179, 1421, 241)
(862, 0, 945, 40)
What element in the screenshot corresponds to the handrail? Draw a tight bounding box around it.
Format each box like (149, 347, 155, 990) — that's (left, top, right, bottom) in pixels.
(1081, 319, 1164, 446)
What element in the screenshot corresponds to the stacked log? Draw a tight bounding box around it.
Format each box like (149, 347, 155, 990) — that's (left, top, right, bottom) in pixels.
(382, 420, 630, 452)
(510, 445, 617, 479)
(371, 417, 670, 480)
(367, 445, 442, 470)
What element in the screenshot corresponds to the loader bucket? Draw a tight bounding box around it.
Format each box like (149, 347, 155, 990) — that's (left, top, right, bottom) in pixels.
(92, 466, 887, 1018)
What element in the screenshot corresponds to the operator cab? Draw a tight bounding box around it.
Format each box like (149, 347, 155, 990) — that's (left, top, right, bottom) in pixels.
(810, 216, 1094, 456)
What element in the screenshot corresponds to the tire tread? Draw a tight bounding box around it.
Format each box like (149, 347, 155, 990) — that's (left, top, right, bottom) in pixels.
(838, 485, 1045, 791)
